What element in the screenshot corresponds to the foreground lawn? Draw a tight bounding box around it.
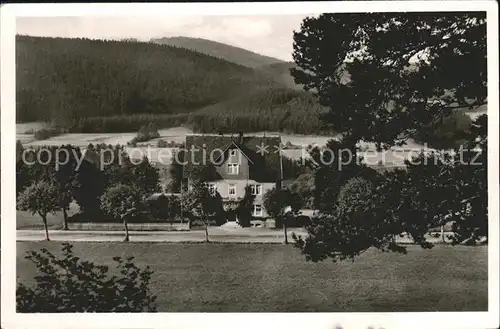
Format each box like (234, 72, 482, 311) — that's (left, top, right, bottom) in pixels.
(17, 242, 487, 312)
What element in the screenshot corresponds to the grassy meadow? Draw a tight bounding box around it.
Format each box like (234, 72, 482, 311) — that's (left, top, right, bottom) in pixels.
(17, 242, 487, 312)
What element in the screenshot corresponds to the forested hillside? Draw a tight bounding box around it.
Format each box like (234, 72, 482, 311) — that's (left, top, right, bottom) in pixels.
(16, 36, 281, 124)
(66, 89, 328, 134)
(17, 35, 476, 140)
(194, 88, 327, 134)
(150, 36, 283, 68)
(257, 62, 302, 89)
(16, 35, 330, 134)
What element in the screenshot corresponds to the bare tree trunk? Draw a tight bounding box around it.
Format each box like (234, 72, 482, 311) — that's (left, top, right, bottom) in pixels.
(441, 224, 445, 243)
(123, 218, 130, 242)
(42, 215, 50, 241)
(204, 219, 210, 243)
(283, 216, 288, 244)
(63, 207, 69, 231)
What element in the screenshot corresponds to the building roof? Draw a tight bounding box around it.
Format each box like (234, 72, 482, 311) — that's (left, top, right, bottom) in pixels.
(183, 134, 282, 182)
(213, 141, 255, 165)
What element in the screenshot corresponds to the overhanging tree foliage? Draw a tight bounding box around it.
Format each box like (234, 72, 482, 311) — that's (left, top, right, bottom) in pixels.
(448, 114, 487, 244)
(295, 177, 404, 262)
(291, 12, 488, 261)
(292, 12, 486, 149)
(100, 183, 146, 242)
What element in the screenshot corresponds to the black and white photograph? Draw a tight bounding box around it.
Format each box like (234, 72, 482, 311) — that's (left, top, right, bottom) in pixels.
(1, 2, 499, 329)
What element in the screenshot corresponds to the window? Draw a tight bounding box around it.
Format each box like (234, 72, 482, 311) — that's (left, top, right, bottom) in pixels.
(253, 204, 263, 217)
(227, 163, 239, 175)
(208, 183, 217, 195)
(228, 184, 236, 196)
(251, 184, 262, 195)
(229, 149, 237, 157)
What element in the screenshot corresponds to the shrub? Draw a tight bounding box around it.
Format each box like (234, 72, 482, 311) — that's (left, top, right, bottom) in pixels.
(288, 215, 311, 228)
(157, 139, 168, 147)
(17, 243, 157, 312)
(157, 139, 184, 148)
(288, 173, 315, 209)
(236, 186, 255, 228)
(263, 187, 302, 230)
(148, 194, 182, 222)
(127, 123, 161, 145)
(33, 127, 63, 140)
(67, 113, 190, 133)
(283, 141, 301, 149)
(190, 218, 216, 227)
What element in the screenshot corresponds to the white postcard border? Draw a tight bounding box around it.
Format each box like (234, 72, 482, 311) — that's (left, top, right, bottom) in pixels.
(1, 2, 499, 329)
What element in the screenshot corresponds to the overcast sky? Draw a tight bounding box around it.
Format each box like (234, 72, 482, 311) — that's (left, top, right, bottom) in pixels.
(16, 15, 310, 61)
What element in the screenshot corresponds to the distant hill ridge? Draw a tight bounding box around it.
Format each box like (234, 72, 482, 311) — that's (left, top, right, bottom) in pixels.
(16, 35, 281, 122)
(16, 35, 330, 135)
(150, 36, 284, 68)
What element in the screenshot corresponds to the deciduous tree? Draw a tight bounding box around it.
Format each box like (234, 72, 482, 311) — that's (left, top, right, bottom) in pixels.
(17, 180, 60, 241)
(183, 180, 223, 242)
(100, 183, 145, 242)
(263, 188, 302, 244)
(292, 13, 486, 149)
(288, 173, 315, 209)
(291, 12, 488, 261)
(295, 177, 404, 262)
(236, 185, 256, 227)
(53, 145, 82, 230)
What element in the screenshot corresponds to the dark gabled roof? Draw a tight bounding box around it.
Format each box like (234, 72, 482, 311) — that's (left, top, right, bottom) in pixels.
(183, 134, 282, 182)
(213, 141, 255, 165)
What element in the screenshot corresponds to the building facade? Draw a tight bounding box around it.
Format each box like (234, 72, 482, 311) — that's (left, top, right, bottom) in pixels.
(184, 134, 283, 219)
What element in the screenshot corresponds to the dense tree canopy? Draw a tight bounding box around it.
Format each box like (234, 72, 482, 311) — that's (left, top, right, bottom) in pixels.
(17, 143, 160, 221)
(292, 12, 486, 149)
(100, 183, 145, 222)
(414, 111, 473, 149)
(183, 180, 224, 241)
(100, 183, 146, 241)
(292, 12, 489, 261)
(17, 180, 60, 240)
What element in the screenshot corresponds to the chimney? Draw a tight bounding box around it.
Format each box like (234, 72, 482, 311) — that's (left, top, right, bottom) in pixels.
(238, 132, 244, 144)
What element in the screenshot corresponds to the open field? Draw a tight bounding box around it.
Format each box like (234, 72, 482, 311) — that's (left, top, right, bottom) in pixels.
(16, 123, 435, 166)
(17, 110, 485, 149)
(16, 122, 48, 134)
(17, 126, 194, 148)
(17, 242, 487, 312)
